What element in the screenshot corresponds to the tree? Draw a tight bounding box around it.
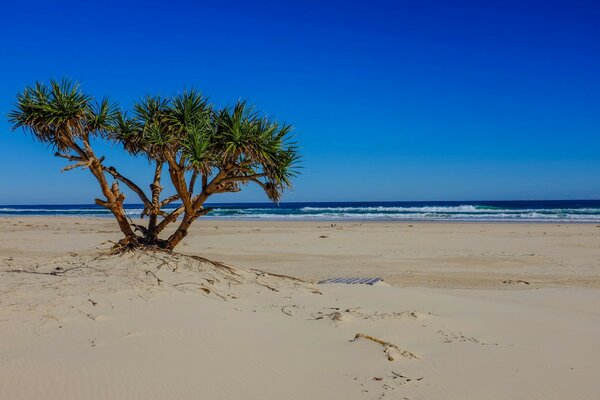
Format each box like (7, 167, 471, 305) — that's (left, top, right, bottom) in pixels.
(9, 79, 300, 250)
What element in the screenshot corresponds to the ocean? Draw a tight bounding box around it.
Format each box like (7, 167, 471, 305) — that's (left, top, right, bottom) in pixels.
(1, 200, 600, 222)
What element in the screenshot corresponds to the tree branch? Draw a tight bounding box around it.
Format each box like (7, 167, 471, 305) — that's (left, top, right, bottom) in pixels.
(103, 166, 151, 207)
(54, 152, 83, 162)
(189, 170, 198, 194)
(160, 194, 180, 207)
(249, 178, 268, 190)
(165, 152, 193, 213)
(218, 173, 266, 185)
(61, 159, 92, 172)
(155, 204, 185, 234)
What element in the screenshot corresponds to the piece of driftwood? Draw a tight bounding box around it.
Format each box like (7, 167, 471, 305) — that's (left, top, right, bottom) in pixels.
(350, 333, 418, 361)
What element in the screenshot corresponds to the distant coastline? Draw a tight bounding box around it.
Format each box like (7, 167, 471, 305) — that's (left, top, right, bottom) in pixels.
(1, 200, 600, 222)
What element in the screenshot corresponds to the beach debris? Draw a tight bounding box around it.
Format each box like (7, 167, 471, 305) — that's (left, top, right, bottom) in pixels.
(281, 306, 294, 316)
(172, 282, 227, 300)
(391, 371, 423, 382)
(280, 305, 301, 316)
(251, 269, 307, 283)
(350, 333, 418, 361)
(319, 277, 383, 285)
(330, 311, 343, 322)
(436, 329, 479, 344)
(502, 279, 530, 285)
(79, 310, 96, 321)
(251, 268, 321, 294)
(312, 307, 420, 323)
(6, 265, 108, 277)
(310, 309, 344, 323)
(435, 329, 498, 345)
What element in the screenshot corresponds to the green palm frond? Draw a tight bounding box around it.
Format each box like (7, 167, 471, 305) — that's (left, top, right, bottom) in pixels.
(133, 96, 169, 125)
(111, 112, 145, 155)
(182, 122, 215, 175)
(9, 79, 98, 151)
(211, 100, 300, 201)
(88, 97, 119, 135)
(167, 89, 211, 133)
(111, 96, 173, 161)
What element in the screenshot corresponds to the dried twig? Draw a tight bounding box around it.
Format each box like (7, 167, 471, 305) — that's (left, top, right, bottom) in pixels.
(502, 279, 530, 285)
(188, 255, 240, 275)
(254, 282, 279, 292)
(391, 371, 423, 381)
(79, 310, 96, 321)
(250, 269, 307, 283)
(172, 282, 226, 300)
(6, 265, 107, 277)
(145, 270, 162, 285)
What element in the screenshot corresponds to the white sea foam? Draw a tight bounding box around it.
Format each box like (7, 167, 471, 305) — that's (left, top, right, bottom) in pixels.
(300, 205, 481, 213)
(2, 204, 600, 222)
(205, 210, 600, 222)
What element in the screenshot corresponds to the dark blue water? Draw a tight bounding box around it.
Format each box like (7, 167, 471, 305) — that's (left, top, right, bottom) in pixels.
(1, 200, 600, 222)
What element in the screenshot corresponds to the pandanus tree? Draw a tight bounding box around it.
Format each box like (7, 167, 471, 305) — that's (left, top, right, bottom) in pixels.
(9, 80, 300, 250)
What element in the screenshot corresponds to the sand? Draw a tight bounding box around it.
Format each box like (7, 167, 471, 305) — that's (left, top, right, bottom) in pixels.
(1, 217, 599, 399)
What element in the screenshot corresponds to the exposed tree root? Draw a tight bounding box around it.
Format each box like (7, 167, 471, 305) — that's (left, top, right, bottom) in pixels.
(172, 282, 227, 300)
(351, 333, 418, 361)
(4, 250, 320, 303)
(188, 255, 241, 275)
(251, 268, 322, 295)
(250, 269, 308, 283)
(6, 265, 108, 277)
(107, 237, 170, 255)
(145, 270, 163, 285)
(256, 282, 279, 292)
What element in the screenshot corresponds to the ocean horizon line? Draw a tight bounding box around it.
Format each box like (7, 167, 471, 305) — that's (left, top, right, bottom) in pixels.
(1, 199, 600, 207)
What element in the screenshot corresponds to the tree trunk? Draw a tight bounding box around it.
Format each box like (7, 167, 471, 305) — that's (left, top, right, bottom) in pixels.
(112, 204, 137, 244)
(164, 206, 213, 250)
(164, 213, 194, 250)
(88, 159, 136, 243)
(146, 162, 163, 241)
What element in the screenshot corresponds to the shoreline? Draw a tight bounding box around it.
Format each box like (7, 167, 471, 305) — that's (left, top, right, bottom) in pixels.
(3, 214, 600, 224)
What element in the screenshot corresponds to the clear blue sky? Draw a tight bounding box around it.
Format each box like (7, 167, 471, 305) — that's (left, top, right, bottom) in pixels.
(1, 0, 599, 204)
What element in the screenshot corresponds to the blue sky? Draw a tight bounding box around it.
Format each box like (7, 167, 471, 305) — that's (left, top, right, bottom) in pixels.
(1, 0, 599, 204)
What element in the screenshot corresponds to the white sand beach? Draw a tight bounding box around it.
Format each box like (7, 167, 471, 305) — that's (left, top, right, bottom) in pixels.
(1, 218, 599, 399)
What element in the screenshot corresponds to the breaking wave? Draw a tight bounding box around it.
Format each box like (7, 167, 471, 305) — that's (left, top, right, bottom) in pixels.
(1, 201, 600, 222)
